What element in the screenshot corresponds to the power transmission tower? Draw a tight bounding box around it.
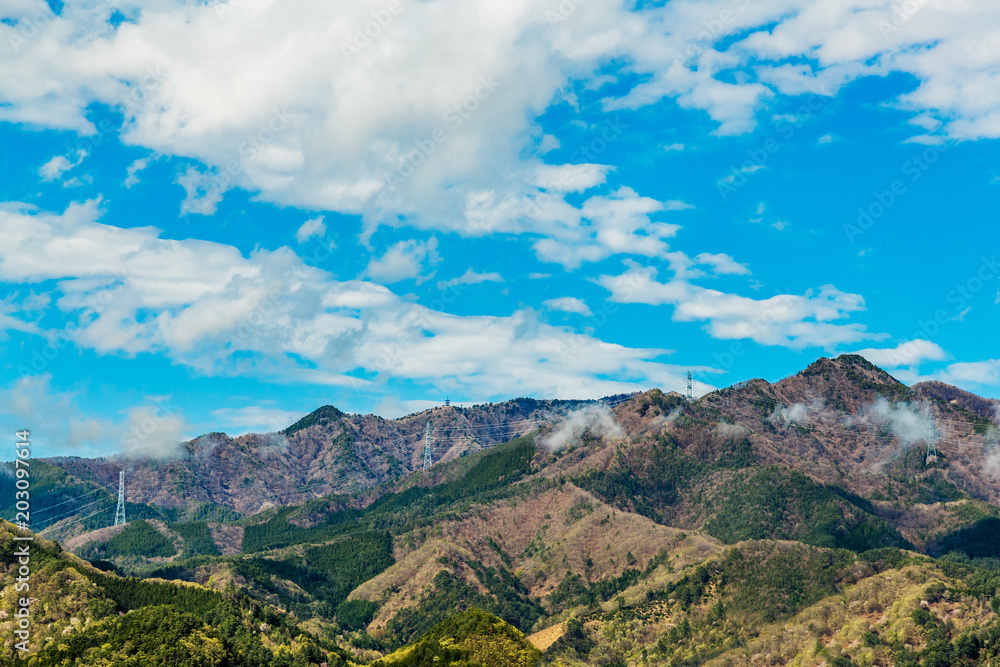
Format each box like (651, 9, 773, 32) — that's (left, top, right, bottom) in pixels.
(686, 371, 694, 401)
(422, 422, 433, 470)
(926, 439, 938, 462)
(114, 470, 127, 526)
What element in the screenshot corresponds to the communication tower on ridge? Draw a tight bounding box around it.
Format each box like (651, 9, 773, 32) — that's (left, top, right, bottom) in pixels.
(113, 470, 127, 526)
(685, 371, 694, 401)
(422, 422, 433, 470)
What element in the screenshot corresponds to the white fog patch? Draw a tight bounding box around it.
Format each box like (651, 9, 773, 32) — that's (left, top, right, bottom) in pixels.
(771, 402, 810, 425)
(851, 397, 939, 446)
(250, 432, 291, 458)
(118, 404, 188, 459)
(713, 422, 749, 439)
(542, 403, 623, 452)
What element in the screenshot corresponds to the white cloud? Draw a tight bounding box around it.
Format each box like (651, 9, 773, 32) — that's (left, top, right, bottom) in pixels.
(718, 164, 767, 186)
(4, 0, 1000, 254)
(124, 156, 151, 188)
(543, 296, 593, 317)
(0, 202, 708, 401)
(177, 165, 225, 215)
(662, 143, 685, 152)
(528, 273, 551, 280)
(436, 268, 504, 290)
(38, 150, 86, 181)
(817, 133, 835, 144)
(0, 374, 191, 458)
(595, 259, 880, 350)
(938, 360, 1000, 388)
(295, 216, 327, 244)
(365, 238, 439, 283)
(535, 163, 611, 193)
(7, 0, 1000, 322)
(210, 406, 303, 435)
(530, 187, 685, 269)
(695, 252, 750, 275)
(853, 339, 948, 368)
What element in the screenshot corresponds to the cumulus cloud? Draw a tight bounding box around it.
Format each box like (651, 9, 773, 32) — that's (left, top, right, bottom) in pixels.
(543, 297, 592, 317)
(695, 253, 750, 276)
(853, 339, 948, 368)
(528, 187, 687, 269)
(124, 156, 151, 188)
(365, 238, 439, 283)
(852, 397, 939, 446)
(541, 403, 624, 452)
(938, 359, 1000, 387)
(295, 216, 327, 244)
(4, 0, 997, 255)
(38, 150, 87, 181)
(177, 166, 225, 215)
(595, 260, 881, 350)
(0, 202, 703, 403)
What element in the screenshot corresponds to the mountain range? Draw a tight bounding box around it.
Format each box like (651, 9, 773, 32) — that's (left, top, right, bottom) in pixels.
(3, 354, 1000, 666)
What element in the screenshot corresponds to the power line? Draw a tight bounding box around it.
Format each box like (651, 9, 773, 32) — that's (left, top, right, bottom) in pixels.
(34, 494, 116, 530)
(32, 484, 115, 515)
(37, 501, 117, 536)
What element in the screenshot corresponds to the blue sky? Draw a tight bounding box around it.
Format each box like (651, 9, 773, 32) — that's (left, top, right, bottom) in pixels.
(1, 0, 999, 457)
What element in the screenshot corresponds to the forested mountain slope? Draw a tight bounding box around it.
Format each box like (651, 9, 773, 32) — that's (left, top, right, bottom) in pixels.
(5, 355, 1000, 665)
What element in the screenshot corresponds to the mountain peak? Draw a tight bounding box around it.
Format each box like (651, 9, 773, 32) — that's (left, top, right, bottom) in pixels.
(283, 405, 345, 436)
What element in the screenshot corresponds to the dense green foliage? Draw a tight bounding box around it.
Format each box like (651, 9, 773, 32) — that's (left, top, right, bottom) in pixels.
(704, 466, 911, 551)
(373, 608, 541, 667)
(234, 531, 394, 617)
(935, 518, 1000, 559)
(337, 598, 380, 630)
(81, 520, 177, 560)
(242, 435, 539, 553)
(82, 570, 222, 615)
(578, 430, 910, 553)
(168, 520, 222, 557)
(385, 557, 544, 649)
